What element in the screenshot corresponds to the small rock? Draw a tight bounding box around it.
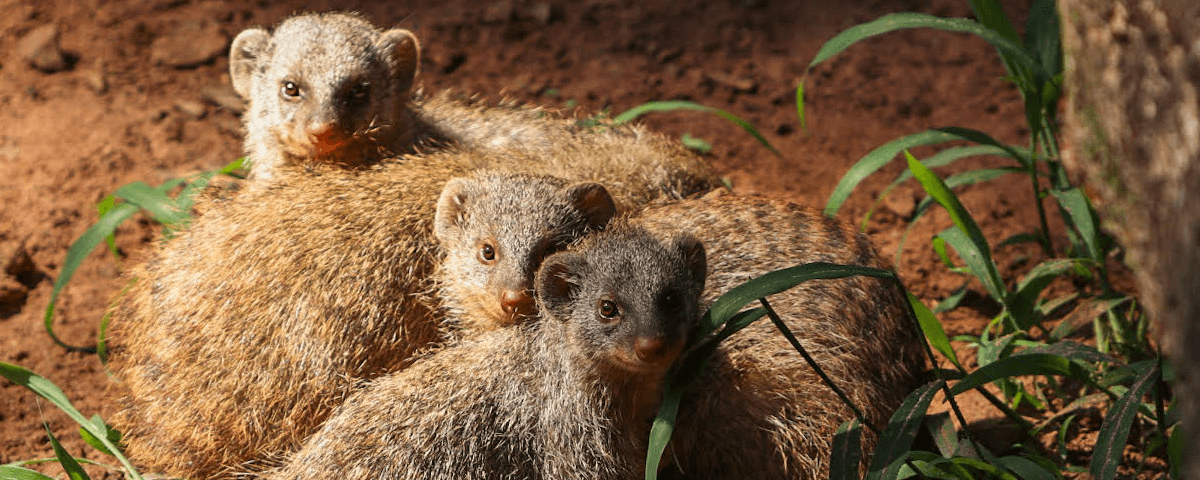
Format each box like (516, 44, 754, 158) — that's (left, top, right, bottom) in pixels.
(704, 71, 757, 92)
(81, 70, 107, 94)
(17, 24, 69, 73)
(175, 100, 207, 118)
(0, 276, 28, 310)
(200, 84, 245, 113)
(151, 22, 228, 68)
(2, 242, 34, 278)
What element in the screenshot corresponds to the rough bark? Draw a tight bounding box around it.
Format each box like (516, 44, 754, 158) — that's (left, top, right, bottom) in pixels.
(1057, 0, 1200, 474)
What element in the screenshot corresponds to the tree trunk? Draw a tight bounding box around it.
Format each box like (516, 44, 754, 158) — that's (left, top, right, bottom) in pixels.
(1057, 0, 1200, 474)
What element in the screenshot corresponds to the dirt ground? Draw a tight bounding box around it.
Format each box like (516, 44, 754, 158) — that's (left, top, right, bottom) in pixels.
(0, 0, 1152, 476)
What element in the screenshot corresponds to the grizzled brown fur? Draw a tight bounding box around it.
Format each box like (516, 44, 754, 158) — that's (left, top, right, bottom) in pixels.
(266, 223, 707, 480)
(427, 173, 925, 478)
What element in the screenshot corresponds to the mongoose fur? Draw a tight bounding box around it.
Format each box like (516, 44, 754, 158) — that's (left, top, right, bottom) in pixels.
(265, 222, 707, 480)
(429, 172, 927, 478)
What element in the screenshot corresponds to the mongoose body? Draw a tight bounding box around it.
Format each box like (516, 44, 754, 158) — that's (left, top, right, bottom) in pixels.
(266, 223, 707, 480)
(229, 12, 718, 208)
(432, 173, 926, 478)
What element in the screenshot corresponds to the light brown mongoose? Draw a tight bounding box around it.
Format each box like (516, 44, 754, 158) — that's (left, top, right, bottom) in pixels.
(265, 222, 707, 480)
(228, 12, 718, 208)
(429, 172, 926, 478)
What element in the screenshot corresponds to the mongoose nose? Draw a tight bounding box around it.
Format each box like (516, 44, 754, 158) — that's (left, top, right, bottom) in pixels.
(499, 289, 535, 318)
(634, 336, 667, 362)
(305, 121, 336, 138)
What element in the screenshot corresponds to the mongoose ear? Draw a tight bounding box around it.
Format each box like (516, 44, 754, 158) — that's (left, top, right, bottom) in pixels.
(229, 28, 270, 99)
(536, 254, 583, 320)
(378, 29, 420, 96)
(676, 235, 707, 293)
(565, 183, 616, 230)
(434, 178, 473, 242)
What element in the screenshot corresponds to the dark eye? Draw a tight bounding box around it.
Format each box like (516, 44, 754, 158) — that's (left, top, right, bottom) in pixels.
(597, 299, 619, 320)
(662, 290, 681, 310)
(479, 243, 496, 263)
(348, 83, 369, 105)
(281, 81, 301, 98)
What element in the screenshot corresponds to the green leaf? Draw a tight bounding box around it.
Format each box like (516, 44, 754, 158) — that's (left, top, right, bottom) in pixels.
(1009, 259, 1080, 328)
(611, 100, 781, 156)
(43, 201, 139, 352)
(1169, 424, 1183, 479)
(1024, 0, 1063, 81)
(45, 425, 89, 480)
(910, 151, 1006, 303)
(679, 133, 712, 154)
(113, 181, 189, 226)
(0, 363, 143, 480)
(950, 353, 1092, 395)
(700, 262, 895, 338)
(1051, 188, 1103, 262)
(830, 419, 864, 480)
(866, 380, 942, 480)
(1090, 363, 1158, 480)
(796, 83, 806, 130)
(0, 466, 58, 480)
(908, 293, 962, 369)
(995, 455, 1058, 480)
(968, 0, 1019, 43)
(824, 130, 961, 217)
(863, 145, 1013, 228)
(807, 13, 1039, 81)
(644, 380, 681, 480)
(923, 412, 958, 458)
(79, 414, 120, 457)
(95, 195, 119, 258)
(932, 127, 1033, 168)
(1017, 341, 1114, 365)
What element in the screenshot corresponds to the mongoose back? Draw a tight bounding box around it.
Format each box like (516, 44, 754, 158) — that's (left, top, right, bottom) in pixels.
(266, 223, 707, 480)
(229, 12, 719, 207)
(430, 173, 926, 478)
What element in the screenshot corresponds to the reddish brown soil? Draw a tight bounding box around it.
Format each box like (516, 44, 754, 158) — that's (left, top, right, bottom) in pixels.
(0, 0, 1157, 477)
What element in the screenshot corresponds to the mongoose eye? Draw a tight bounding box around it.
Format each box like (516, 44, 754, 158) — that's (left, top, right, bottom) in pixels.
(281, 81, 301, 98)
(348, 83, 370, 105)
(597, 299, 620, 321)
(661, 290, 680, 310)
(479, 243, 496, 263)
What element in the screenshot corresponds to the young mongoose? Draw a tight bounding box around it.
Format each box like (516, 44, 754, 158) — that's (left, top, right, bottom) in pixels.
(433, 170, 617, 332)
(265, 223, 707, 480)
(229, 12, 718, 207)
(430, 173, 925, 478)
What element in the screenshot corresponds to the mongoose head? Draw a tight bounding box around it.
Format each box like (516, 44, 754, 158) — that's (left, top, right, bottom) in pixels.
(535, 224, 707, 375)
(435, 171, 616, 328)
(229, 12, 420, 176)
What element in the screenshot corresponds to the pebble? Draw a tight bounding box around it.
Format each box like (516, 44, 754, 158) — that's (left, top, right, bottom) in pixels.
(17, 24, 69, 73)
(704, 71, 757, 92)
(200, 84, 245, 113)
(150, 22, 228, 68)
(175, 100, 207, 118)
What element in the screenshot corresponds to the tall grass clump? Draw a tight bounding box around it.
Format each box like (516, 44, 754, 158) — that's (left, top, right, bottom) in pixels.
(633, 0, 1176, 478)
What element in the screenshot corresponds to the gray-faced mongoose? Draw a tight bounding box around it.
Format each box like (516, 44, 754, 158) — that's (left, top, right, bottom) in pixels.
(229, 12, 718, 207)
(265, 222, 707, 480)
(433, 170, 617, 332)
(429, 172, 926, 478)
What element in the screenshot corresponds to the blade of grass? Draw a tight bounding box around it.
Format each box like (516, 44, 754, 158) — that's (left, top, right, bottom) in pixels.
(949, 353, 1092, 395)
(824, 129, 962, 217)
(0, 466, 58, 480)
(611, 100, 781, 156)
(865, 380, 942, 480)
(830, 419, 864, 480)
(862, 145, 1013, 228)
(1090, 363, 1158, 480)
(44, 425, 89, 480)
(908, 292, 962, 369)
(1, 363, 143, 480)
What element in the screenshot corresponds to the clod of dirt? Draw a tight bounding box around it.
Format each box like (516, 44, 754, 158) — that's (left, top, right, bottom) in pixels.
(200, 84, 245, 113)
(150, 22, 227, 68)
(17, 24, 69, 73)
(704, 71, 757, 92)
(0, 242, 36, 311)
(174, 100, 206, 118)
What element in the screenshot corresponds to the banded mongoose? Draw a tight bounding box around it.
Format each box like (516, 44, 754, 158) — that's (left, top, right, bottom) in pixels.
(265, 223, 708, 480)
(229, 12, 718, 207)
(430, 172, 926, 478)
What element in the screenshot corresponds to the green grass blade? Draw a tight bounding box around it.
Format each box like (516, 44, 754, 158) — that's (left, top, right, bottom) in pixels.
(863, 145, 1012, 229)
(1051, 187, 1103, 262)
(0, 363, 143, 480)
(933, 127, 1033, 168)
(644, 381, 681, 480)
(679, 133, 712, 154)
(995, 455, 1057, 480)
(865, 380, 942, 480)
(610, 100, 781, 156)
(43, 202, 139, 352)
(1024, 0, 1062, 80)
(79, 414, 120, 457)
(909, 152, 1007, 303)
(0, 466, 57, 480)
(949, 353, 1090, 395)
(44, 426, 89, 480)
(1009, 259, 1080, 327)
(824, 129, 961, 217)
(830, 419, 864, 480)
(807, 13, 1039, 79)
(1090, 363, 1158, 480)
(908, 292, 962, 369)
(699, 263, 895, 338)
(933, 283, 968, 314)
(796, 83, 806, 130)
(923, 412, 958, 458)
(113, 181, 189, 226)
(967, 0, 1019, 43)
(1018, 341, 1114, 365)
